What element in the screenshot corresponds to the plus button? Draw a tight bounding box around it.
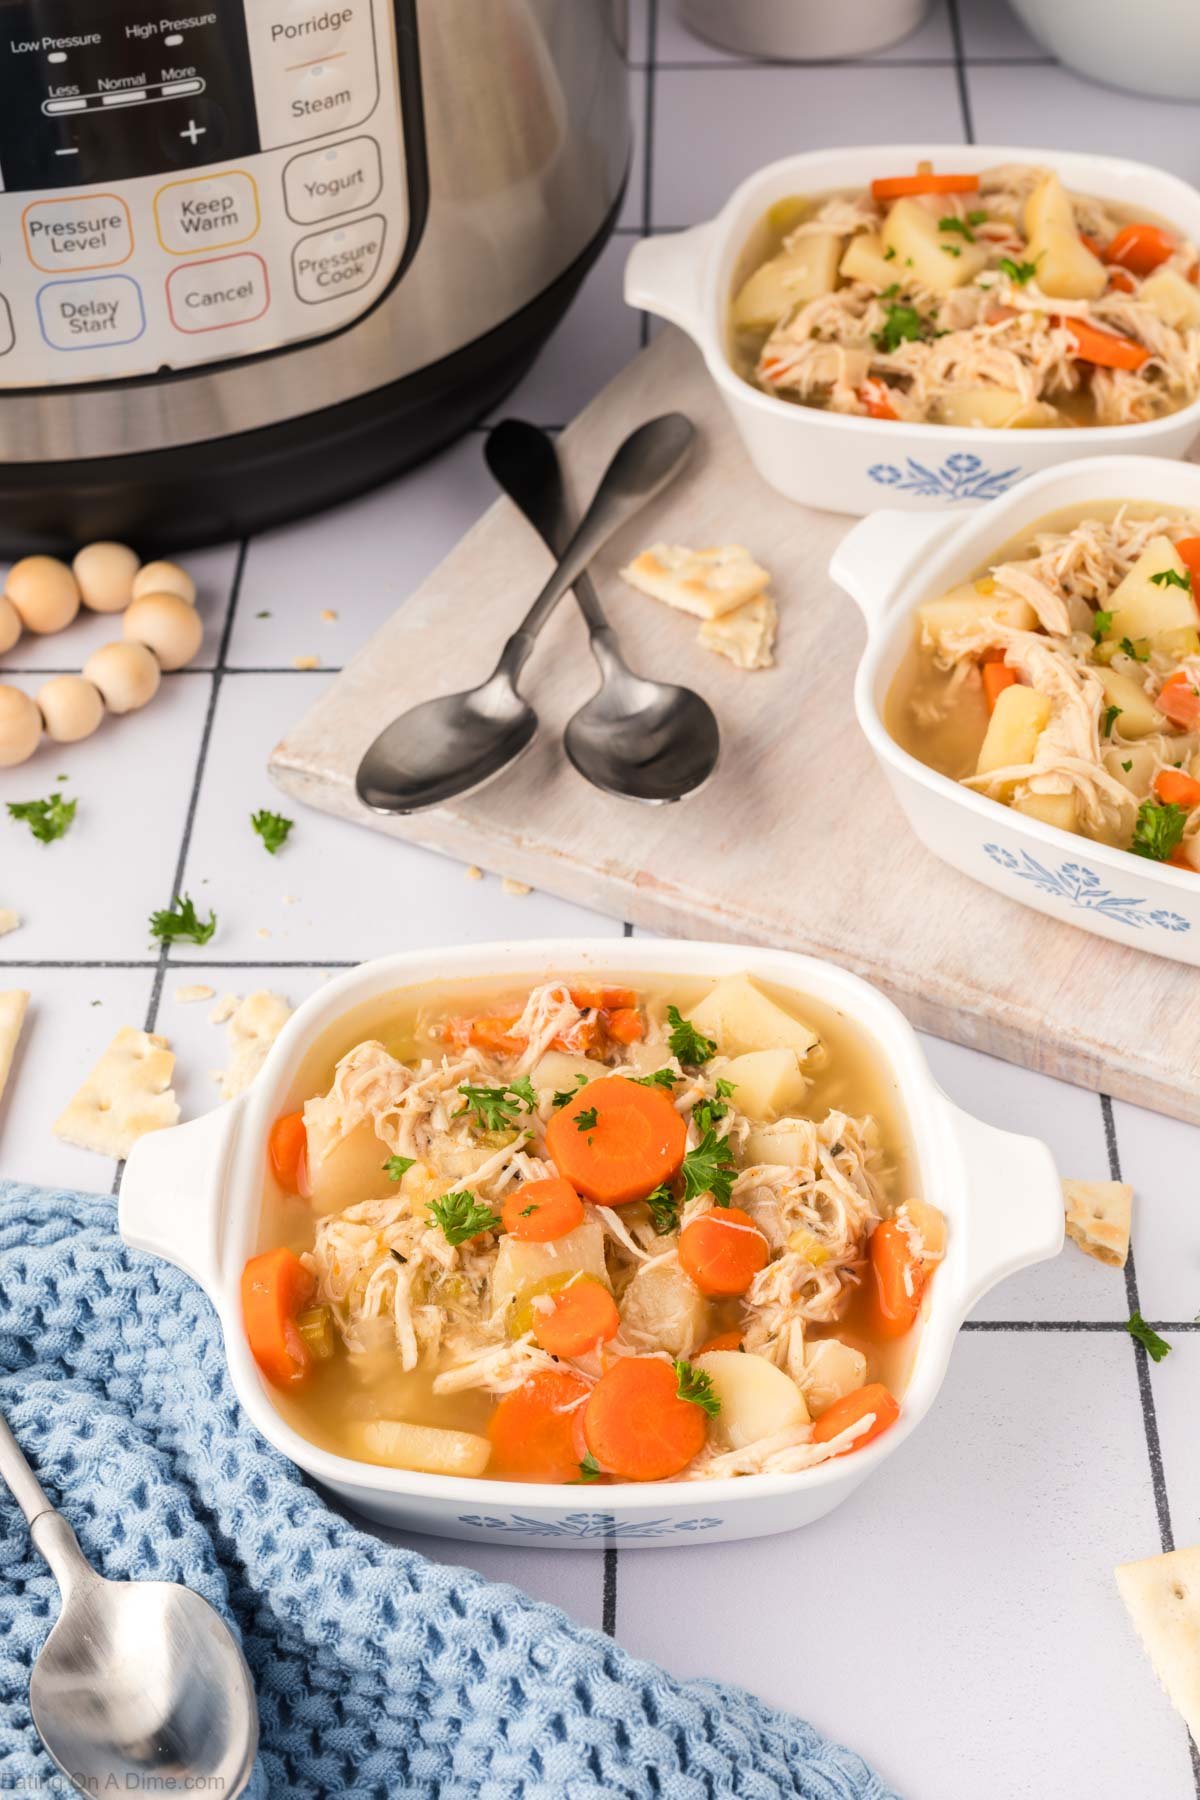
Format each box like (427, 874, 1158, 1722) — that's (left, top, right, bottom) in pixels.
(180, 119, 206, 145)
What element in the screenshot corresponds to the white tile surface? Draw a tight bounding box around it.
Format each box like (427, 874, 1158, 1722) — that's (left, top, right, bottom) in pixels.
(968, 62, 1200, 177)
(651, 64, 966, 224)
(957, 0, 1045, 59)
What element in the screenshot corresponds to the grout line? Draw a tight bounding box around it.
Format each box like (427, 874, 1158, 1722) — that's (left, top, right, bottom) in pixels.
(0, 958, 361, 970)
(602, 1545, 618, 1635)
(637, 0, 658, 350)
(1102, 1092, 1200, 1795)
(945, 0, 975, 142)
(625, 55, 1055, 71)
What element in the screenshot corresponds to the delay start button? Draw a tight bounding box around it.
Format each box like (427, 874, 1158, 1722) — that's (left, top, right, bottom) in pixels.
(23, 195, 133, 273)
(167, 253, 270, 333)
(155, 171, 260, 255)
(292, 213, 386, 303)
(283, 136, 382, 225)
(37, 276, 145, 350)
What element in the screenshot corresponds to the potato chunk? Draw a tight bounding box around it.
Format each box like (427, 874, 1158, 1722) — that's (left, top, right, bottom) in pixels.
(1013, 792, 1077, 831)
(743, 1118, 818, 1169)
(531, 1048, 609, 1093)
(976, 684, 1051, 777)
(802, 1339, 868, 1417)
(882, 198, 988, 292)
(491, 1216, 608, 1320)
(839, 231, 897, 290)
(1094, 666, 1167, 740)
(731, 234, 842, 331)
(1023, 172, 1077, 242)
(1104, 537, 1196, 644)
(720, 1048, 808, 1121)
(934, 388, 1061, 430)
(1104, 743, 1156, 793)
(307, 1118, 400, 1215)
(1023, 175, 1106, 301)
(918, 585, 1038, 641)
(686, 974, 819, 1061)
(695, 1350, 809, 1448)
(1139, 265, 1200, 332)
(620, 1257, 710, 1357)
(348, 1418, 491, 1477)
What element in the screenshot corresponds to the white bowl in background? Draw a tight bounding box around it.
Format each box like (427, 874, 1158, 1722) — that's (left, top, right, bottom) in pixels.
(679, 0, 930, 62)
(118, 938, 1062, 1549)
(625, 145, 1200, 515)
(1007, 0, 1200, 102)
(831, 454, 1200, 963)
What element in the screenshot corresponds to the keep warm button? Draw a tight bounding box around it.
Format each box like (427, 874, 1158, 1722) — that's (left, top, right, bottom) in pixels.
(292, 214, 386, 303)
(155, 171, 260, 254)
(167, 253, 270, 333)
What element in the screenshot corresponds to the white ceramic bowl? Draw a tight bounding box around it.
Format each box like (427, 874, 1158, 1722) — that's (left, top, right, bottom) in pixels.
(118, 938, 1062, 1549)
(831, 454, 1200, 964)
(625, 145, 1200, 515)
(1008, 0, 1200, 102)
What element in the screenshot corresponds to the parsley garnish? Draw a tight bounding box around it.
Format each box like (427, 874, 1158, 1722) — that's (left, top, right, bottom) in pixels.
(1120, 636, 1150, 662)
(967, 208, 989, 227)
(666, 1004, 716, 1066)
(883, 244, 896, 260)
(574, 1105, 599, 1133)
(148, 893, 217, 945)
(427, 1190, 500, 1246)
(1131, 799, 1187, 862)
(572, 1452, 604, 1484)
(250, 809, 293, 855)
(680, 1126, 736, 1208)
(551, 1073, 588, 1109)
(383, 1155, 415, 1182)
(692, 1077, 737, 1138)
(1122, 759, 1133, 772)
(1101, 704, 1122, 737)
(633, 1067, 679, 1090)
(674, 1359, 720, 1418)
(7, 791, 76, 844)
(998, 256, 1039, 285)
(456, 1081, 535, 1132)
(1091, 609, 1113, 643)
(939, 215, 976, 243)
(645, 1184, 680, 1236)
(872, 302, 926, 354)
(1151, 567, 1191, 592)
(1126, 1310, 1171, 1363)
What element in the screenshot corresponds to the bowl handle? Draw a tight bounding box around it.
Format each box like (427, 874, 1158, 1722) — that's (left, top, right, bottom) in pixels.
(118, 1099, 245, 1295)
(829, 509, 959, 632)
(938, 1095, 1064, 1312)
(624, 224, 714, 332)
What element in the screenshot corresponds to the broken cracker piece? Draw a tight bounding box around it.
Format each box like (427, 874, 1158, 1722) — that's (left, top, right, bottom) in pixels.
(620, 543, 769, 620)
(1116, 1544, 1200, 1746)
(0, 909, 19, 937)
(501, 877, 532, 897)
(209, 992, 240, 1025)
(292, 655, 320, 670)
(175, 983, 216, 1004)
(54, 1026, 179, 1158)
(698, 591, 777, 671)
(465, 865, 483, 882)
(216, 990, 292, 1100)
(0, 991, 29, 1105)
(1063, 1178, 1132, 1268)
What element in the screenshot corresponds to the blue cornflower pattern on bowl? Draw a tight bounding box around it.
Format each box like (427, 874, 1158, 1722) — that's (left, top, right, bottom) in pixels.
(868, 452, 1022, 502)
(457, 1511, 724, 1539)
(983, 845, 1191, 933)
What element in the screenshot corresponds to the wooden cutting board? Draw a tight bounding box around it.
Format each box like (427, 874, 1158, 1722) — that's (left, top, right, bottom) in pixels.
(270, 328, 1200, 1123)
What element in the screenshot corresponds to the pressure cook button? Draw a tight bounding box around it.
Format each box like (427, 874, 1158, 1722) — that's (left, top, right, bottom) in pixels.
(23, 195, 134, 274)
(155, 171, 261, 254)
(292, 213, 386, 303)
(166, 253, 270, 333)
(37, 276, 145, 351)
(283, 136, 382, 224)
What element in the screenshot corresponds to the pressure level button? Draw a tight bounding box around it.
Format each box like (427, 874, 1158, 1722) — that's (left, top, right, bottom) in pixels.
(23, 196, 133, 273)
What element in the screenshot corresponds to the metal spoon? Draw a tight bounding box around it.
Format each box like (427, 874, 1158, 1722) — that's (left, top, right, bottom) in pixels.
(485, 420, 720, 803)
(356, 412, 696, 813)
(0, 1406, 258, 1800)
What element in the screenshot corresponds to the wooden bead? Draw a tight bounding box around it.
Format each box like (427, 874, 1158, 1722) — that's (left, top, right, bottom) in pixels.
(37, 674, 105, 743)
(0, 595, 20, 655)
(6, 556, 80, 634)
(73, 542, 140, 614)
(132, 560, 195, 606)
(123, 593, 203, 670)
(83, 641, 161, 714)
(0, 685, 43, 766)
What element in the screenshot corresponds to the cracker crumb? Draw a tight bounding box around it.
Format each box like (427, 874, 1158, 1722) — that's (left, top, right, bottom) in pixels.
(214, 990, 292, 1100)
(53, 1026, 179, 1158)
(174, 983, 216, 1004)
(282, 893, 298, 906)
(0, 909, 19, 937)
(292, 655, 320, 670)
(320, 609, 338, 623)
(256, 926, 271, 939)
(465, 865, 483, 881)
(209, 993, 240, 1025)
(501, 877, 532, 897)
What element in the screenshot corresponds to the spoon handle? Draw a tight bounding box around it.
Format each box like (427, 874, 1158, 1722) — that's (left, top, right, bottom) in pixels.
(513, 412, 694, 642)
(0, 1404, 53, 1526)
(485, 419, 608, 631)
(0, 1404, 99, 1596)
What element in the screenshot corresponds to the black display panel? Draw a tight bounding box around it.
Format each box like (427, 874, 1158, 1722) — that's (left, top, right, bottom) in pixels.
(0, 0, 261, 189)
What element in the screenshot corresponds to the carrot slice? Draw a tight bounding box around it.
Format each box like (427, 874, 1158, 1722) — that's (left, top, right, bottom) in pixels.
(468, 1014, 528, 1057)
(487, 1369, 592, 1483)
(268, 1111, 308, 1194)
(1169, 847, 1198, 871)
(868, 1219, 924, 1339)
(811, 1383, 900, 1454)
(871, 171, 979, 200)
(583, 1357, 708, 1481)
(982, 662, 1018, 714)
(1060, 316, 1149, 371)
(1157, 671, 1200, 729)
(605, 1006, 645, 1045)
(1107, 267, 1136, 295)
(697, 1329, 743, 1354)
(859, 378, 899, 421)
(545, 1075, 686, 1206)
(531, 1278, 620, 1359)
(679, 1206, 768, 1298)
(1174, 537, 1200, 585)
(569, 985, 637, 1010)
(1105, 222, 1176, 277)
(241, 1247, 316, 1388)
(1155, 768, 1200, 810)
(501, 1176, 585, 1243)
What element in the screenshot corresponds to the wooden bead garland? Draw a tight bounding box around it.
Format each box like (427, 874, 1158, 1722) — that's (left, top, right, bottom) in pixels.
(0, 547, 201, 768)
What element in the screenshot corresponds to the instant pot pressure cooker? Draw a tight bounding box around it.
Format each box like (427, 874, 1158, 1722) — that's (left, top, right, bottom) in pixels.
(0, 0, 630, 548)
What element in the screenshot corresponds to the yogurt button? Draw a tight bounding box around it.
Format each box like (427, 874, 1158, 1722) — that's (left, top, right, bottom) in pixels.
(292, 214, 386, 303)
(283, 136, 382, 224)
(166, 253, 270, 332)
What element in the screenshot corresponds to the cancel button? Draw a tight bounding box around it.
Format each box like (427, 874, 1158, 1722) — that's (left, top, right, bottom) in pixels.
(167, 253, 270, 333)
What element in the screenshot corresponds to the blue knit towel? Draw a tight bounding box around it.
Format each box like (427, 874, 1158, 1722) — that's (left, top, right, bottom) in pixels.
(0, 1182, 899, 1799)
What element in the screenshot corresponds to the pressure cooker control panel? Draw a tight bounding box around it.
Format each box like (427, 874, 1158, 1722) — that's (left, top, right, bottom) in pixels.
(0, 0, 410, 386)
